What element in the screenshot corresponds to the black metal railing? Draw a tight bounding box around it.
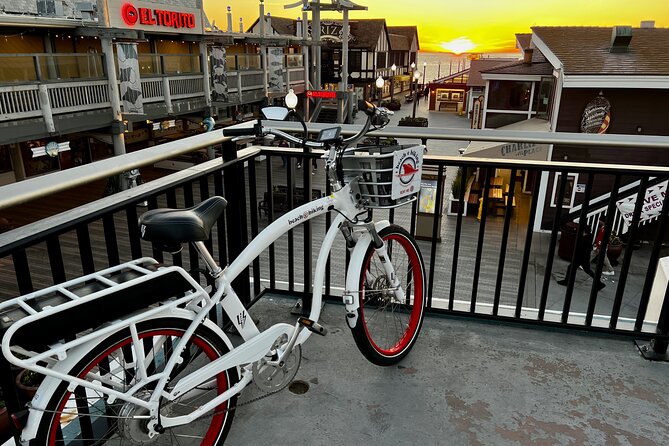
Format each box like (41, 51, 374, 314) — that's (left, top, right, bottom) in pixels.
(1, 133, 669, 440)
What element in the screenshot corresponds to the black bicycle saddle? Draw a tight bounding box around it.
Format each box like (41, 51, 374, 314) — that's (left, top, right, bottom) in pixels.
(139, 196, 227, 245)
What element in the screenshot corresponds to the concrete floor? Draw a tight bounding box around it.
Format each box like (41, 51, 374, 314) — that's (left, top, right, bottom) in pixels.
(226, 295, 669, 446)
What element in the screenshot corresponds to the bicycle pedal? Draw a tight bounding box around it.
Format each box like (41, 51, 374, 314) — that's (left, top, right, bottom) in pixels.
(297, 317, 327, 336)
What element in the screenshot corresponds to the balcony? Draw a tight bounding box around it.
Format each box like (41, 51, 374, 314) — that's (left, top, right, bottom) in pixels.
(0, 52, 308, 139)
(0, 124, 668, 443)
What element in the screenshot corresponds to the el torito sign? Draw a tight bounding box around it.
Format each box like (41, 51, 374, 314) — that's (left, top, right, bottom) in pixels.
(109, 0, 203, 33)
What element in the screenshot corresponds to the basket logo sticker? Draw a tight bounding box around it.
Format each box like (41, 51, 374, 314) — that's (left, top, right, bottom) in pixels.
(392, 146, 423, 200)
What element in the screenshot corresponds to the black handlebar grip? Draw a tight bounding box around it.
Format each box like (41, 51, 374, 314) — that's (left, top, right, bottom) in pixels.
(223, 127, 255, 137)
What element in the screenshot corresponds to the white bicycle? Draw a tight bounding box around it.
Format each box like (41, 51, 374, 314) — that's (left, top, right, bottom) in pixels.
(1, 101, 427, 445)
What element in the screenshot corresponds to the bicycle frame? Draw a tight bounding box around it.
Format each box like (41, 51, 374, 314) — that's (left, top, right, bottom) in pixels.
(12, 179, 406, 442)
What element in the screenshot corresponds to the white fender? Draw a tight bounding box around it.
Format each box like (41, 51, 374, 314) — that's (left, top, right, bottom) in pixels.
(19, 308, 232, 444)
(343, 220, 391, 329)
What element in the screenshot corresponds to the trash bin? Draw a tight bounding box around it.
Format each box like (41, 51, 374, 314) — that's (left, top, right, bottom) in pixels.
(558, 222, 591, 261)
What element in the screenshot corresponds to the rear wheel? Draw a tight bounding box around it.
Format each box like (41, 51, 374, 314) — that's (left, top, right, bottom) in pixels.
(350, 225, 426, 366)
(32, 318, 238, 445)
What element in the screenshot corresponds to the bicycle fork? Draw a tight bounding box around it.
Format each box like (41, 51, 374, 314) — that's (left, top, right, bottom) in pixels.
(342, 221, 405, 328)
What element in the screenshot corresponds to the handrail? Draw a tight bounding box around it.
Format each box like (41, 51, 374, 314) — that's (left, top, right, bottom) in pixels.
(1, 123, 669, 211)
(0, 147, 261, 255)
(0, 131, 234, 211)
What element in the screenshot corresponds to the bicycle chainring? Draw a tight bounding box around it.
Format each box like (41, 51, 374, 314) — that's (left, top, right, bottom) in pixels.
(252, 340, 302, 393)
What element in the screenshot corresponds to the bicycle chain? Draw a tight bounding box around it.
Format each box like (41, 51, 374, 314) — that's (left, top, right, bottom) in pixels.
(28, 377, 289, 420)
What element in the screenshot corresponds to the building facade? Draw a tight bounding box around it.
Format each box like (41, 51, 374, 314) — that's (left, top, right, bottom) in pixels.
(0, 0, 306, 186)
(468, 24, 669, 233)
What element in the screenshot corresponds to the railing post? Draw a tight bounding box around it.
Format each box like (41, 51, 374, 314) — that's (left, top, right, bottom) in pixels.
(37, 84, 56, 133)
(34, 54, 43, 81)
(222, 139, 251, 303)
(162, 76, 173, 114)
(237, 69, 243, 104)
(651, 282, 669, 355)
(200, 42, 212, 110)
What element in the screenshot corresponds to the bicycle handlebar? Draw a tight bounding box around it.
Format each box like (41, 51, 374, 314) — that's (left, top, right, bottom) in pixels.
(222, 100, 389, 149)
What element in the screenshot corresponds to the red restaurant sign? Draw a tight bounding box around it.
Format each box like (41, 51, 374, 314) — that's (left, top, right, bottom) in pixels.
(306, 90, 338, 99)
(121, 2, 196, 29)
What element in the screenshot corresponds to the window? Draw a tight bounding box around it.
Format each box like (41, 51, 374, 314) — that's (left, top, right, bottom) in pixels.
(485, 113, 527, 129)
(350, 51, 362, 71)
(550, 172, 579, 208)
(376, 52, 386, 69)
(487, 80, 532, 111)
(534, 76, 554, 119)
(0, 147, 12, 174)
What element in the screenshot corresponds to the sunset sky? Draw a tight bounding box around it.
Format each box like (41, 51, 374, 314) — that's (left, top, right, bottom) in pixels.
(204, 0, 669, 53)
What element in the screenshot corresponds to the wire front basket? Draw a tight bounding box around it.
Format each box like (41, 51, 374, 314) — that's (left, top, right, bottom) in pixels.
(341, 145, 422, 209)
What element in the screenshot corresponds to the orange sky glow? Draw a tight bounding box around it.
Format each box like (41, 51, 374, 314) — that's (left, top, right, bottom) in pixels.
(204, 0, 669, 53)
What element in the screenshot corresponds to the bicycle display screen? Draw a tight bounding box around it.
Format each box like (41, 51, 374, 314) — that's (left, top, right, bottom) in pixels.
(317, 127, 341, 142)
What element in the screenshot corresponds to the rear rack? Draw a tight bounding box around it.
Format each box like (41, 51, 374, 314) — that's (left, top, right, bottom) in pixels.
(1, 258, 208, 367)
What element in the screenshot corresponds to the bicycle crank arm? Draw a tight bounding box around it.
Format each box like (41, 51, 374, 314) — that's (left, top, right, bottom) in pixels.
(298, 317, 327, 336)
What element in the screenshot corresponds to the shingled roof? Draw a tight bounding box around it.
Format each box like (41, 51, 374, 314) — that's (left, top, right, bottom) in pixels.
(468, 58, 519, 86)
(248, 17, 389, 51)
(387, 26, 419, 51)
(389, 34, 410, 51)
(516, 33, 531, 51)
(533, 26, 669, 75)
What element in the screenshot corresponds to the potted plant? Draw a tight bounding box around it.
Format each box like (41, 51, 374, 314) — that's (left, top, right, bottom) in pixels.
(447, 167, 467, 216)
(381, 99, 401, 111)
(398, 116, 428, 127)
(16, 369, 44, 401)
(607, 231, 623, 263)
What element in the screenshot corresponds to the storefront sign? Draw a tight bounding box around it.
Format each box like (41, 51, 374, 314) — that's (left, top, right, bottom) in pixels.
(307, 90, 338, 99)
(581, 95, 611, 134)
(108, 0, 203, 34)
(616, 181, 667, 226)
(471, 96, 483, 129)
(308, 21, 354, 43)
(31, 141, 70, 158)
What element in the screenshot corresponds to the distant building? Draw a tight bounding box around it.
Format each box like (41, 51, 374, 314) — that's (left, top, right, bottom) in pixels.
(248, 17, 418, 106)
(467, 24, 669, 232)
(0, 0, 307, 186)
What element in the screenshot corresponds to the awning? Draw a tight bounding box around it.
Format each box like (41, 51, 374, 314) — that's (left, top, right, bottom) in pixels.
(463, 118, 551, 161)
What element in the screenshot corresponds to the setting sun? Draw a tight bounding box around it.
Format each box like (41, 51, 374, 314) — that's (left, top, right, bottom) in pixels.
(440, 38, 477, 54)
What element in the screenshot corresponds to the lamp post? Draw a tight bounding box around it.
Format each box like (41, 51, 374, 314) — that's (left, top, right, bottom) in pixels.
(375, 75, 384, 107)
(422, 62, 427, 90)
(410, 62, 416, 94)
(390, 63, 396, 101)
(412, 70, 421, 119)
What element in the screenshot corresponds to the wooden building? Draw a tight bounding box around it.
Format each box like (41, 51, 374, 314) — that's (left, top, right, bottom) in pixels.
(471, 24, 669, 232)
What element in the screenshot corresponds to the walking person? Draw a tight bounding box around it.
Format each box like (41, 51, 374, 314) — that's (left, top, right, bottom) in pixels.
(591, 219, 615, 276)
(557, 225, 606, 290)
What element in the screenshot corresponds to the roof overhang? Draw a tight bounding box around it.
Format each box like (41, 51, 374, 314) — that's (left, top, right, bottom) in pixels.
(563, 75, 669, 89)
(530, 33, 562, 71)
(482, 74, 546, 82)
(0, 15, 95, 28)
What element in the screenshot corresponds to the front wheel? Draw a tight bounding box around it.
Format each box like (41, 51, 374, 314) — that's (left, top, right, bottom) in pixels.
(350, 224, 426, 366)
(31, 318, 239, 445)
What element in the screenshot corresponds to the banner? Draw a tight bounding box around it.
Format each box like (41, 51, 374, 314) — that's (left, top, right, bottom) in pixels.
(117, 43, 144, 114)
(210, 46, 228, 102)
(267, 47, 285, 93)
(616, 180, 667, 226)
